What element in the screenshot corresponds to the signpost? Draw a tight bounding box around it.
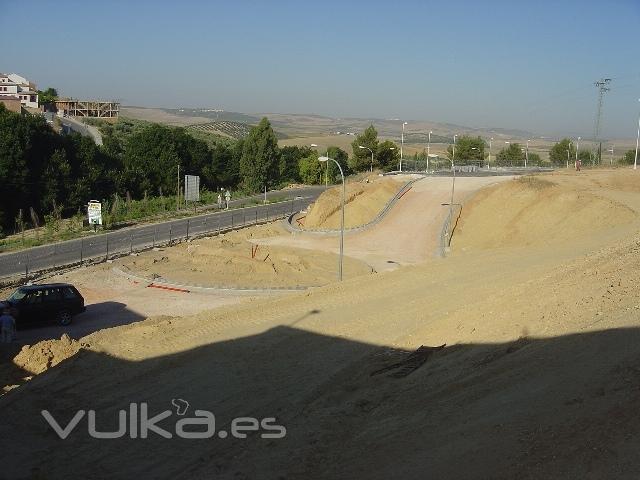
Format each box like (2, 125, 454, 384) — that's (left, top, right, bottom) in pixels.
(184, 175, 200, 213)
(87, 201, 102, 231)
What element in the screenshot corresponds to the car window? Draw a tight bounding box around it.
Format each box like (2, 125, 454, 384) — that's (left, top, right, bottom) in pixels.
(43, 288, 62, 302)
(25, 291, 43, 304)
(7, 288, 27, 302)
(62, 287, 79, 299)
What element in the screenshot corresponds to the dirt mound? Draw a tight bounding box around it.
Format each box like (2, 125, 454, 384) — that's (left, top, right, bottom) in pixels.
(453, 174, 637, 251)
(13, 333, 81, 375)
(303, 176, 404, 230)
(118, 222, 372, 287)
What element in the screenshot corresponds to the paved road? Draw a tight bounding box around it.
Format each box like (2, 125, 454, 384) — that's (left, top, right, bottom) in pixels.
(0, 186, 326, 280)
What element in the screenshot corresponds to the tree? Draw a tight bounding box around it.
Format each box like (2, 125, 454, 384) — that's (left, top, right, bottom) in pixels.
(298, 151, 323, 184)
(496, 143, 525, 166)
(527, 152, 542, 166)
(620, 149, 637, 165)
(446, 135, 485, 162)
(279, 145, 312, 183)
(376, 140, 400, 171)
(240, 117, 280, 192)
(549, 138, 576, 166)
(37, 87, 58, 106)
(350, 125, 379, 172)
(326, 146, 350, 181)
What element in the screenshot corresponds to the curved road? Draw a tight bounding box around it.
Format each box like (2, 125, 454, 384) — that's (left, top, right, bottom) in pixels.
(0, 186, 326, 280)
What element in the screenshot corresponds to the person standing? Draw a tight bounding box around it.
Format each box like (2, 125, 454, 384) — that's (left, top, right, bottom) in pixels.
(217, 193, 222, 209)
(0, 308, 16, 343)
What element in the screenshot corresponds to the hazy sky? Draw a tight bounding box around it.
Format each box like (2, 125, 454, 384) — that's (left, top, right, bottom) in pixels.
(2, 0, 639, 138)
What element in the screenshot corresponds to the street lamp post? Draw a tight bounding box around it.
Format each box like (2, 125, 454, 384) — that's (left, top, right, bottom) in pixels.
(504, 141, 511, 167)
(608, 146, 614, 166)
(311, 143, 329, 186)
(427, 130, 433, 172)
(318, 156, 345, 281)
(358, 145, 374, 172)
(448, 135, 457, 247)
(400, 121, 407, 171)
(634, 99, 640, 170)
(488, 137, 493, 169)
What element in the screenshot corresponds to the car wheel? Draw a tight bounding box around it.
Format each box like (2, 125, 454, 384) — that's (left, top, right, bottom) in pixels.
(58, 310, 73, 326)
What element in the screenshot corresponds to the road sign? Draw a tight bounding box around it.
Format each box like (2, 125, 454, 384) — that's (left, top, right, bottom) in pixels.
(87, 201, 102, 225)
(184, 175, 200, 202)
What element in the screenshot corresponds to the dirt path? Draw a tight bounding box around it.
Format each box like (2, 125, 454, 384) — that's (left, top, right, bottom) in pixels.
(259, 174, 514, 271)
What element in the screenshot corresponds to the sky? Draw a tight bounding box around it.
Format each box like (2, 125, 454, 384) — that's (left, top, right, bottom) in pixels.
(1, 0, 639, 138)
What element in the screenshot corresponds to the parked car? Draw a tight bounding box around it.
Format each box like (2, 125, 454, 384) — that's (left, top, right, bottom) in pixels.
(2, 283, 85, 327)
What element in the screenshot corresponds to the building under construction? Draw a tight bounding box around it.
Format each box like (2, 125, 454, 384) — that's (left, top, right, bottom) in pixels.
(54, 99, 120, 120)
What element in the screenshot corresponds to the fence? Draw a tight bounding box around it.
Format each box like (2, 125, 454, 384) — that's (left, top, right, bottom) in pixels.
(0, 199, 301, 284)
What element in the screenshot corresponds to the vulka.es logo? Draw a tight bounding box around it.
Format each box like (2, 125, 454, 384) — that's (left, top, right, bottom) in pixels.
(41, 401, 286, 440)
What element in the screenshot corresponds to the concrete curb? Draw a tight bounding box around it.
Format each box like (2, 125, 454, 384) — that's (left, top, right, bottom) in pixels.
(111, 267, 316, 294)
(283, 178, 421, 237)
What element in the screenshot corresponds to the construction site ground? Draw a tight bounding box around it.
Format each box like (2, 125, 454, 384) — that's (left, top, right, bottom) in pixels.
(2, 169, 640, 479)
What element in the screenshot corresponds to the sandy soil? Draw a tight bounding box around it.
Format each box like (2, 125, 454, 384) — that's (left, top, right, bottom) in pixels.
(117, 223, 371, 288)
(3, 169, 640, 479)
(262, 174, 514, 272)
(302, 175, 404, 230)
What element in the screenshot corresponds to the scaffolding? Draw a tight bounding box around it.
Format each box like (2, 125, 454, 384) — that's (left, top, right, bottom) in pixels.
(55, 99, 120, 119)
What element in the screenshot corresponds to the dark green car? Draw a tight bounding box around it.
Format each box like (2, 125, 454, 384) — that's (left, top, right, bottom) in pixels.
(3, 283, 86, 327)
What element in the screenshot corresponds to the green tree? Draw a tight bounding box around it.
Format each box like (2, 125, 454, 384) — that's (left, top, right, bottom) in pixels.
(38, 87, 58, 106)
(279, 145, 312, 183)
(298, 151, 323, 184)
(620, 149, 638, 165)
(350, 125, 379, 172)
(527, 152, 542, 166)
(446, 135, 485, 162)
(496, 143, 525, 166)
(240, 117, 280, 192)
(326, 146, 350, 181)
(549, 138, 576, 166)
(376, 140, 400, 171)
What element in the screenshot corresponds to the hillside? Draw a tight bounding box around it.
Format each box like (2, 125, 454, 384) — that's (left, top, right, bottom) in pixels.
(2, 169, 640, 478)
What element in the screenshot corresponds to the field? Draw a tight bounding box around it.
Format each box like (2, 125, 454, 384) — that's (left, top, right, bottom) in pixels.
(3, 168, 640, 478)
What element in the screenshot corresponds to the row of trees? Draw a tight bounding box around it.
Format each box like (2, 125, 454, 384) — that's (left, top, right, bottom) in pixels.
(0, 106, 395, 235)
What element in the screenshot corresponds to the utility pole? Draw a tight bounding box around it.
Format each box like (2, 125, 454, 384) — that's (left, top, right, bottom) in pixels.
(176, 164, 180, 211)
(593, 78, 612, 165)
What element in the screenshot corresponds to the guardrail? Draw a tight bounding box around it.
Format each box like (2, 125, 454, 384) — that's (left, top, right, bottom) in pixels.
(0, 201, 299, 286)
(284, 178, 420, 236)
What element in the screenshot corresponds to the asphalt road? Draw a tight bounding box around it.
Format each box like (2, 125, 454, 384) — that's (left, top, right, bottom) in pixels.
(0, 186, 326, 280)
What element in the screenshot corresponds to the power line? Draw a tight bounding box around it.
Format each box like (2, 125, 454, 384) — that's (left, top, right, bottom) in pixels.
(592, 78, 611, 163)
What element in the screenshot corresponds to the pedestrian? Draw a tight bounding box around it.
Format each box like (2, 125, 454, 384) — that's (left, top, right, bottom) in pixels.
(0, 308, 16, 343)
(217, 193, 222, 209)
(576, 158, 581, 172)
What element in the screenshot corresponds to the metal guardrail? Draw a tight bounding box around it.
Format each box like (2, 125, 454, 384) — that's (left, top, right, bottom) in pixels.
(284, 178, 420, 236)
(0, 201, 299, 286)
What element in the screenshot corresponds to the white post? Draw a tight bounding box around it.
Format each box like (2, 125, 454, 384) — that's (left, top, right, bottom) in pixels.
(525, 139, 530, 167)
(427, 131, 432, 172)
(634, 99, 640, 170)
(489, 137, 493, 169)
(400, 121, 407, 171)
(576, 136, 580, 169)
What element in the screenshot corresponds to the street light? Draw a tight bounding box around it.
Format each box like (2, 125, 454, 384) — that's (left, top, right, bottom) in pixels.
(318, 156, 345, 281)
(488, 137, 493, 169)
(311, 143, 329, 186)
(358, 145, 374, 172)
(634, 99, 640, 170)
(608, 145, 614, 166)
(427, 130, 433, 172)
(400, 121, 408, 171)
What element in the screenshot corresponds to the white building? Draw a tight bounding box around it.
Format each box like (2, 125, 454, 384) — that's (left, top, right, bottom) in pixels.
(0, 72, 39, 109)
